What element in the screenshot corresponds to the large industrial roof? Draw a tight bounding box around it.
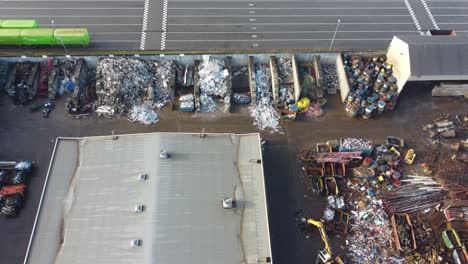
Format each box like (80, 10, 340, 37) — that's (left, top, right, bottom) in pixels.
(395, 35, 468, 77)
(25, 133, 271, 264)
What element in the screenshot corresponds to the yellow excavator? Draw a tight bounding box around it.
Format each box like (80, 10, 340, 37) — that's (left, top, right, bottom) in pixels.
(297, 211, 344, 264)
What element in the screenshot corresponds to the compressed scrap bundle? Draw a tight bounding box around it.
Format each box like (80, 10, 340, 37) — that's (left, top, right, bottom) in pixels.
(343, 55, 399, 119)
(233, 93, 250, 104)
(277, 58, 295, 104)
(340, 138, 373, 155)
(179, 93, 194, 112)
(322, 64, 339, 90)
(127, 102, 158, 125)
(249, 65, 281, 132)
(149, 60, 174, 108)
(95, 58, 152, 117)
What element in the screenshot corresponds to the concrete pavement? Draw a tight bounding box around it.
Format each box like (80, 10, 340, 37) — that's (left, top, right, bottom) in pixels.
(1, 0, 468, 53)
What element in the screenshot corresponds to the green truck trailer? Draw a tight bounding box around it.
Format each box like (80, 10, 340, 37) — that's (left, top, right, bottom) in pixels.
(0, 29, 23, 45)
(53, 28, 90, 45)
(0, 20, 39, 29)
(20, 29, 56, 45)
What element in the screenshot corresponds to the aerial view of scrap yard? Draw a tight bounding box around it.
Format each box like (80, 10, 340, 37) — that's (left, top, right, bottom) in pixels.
(0, 0, 467, 263)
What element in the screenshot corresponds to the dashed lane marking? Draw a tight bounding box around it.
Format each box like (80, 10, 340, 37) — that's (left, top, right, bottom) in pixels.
(404, 0, 425, 35)
(140, 0, 149, 50)
(420, 0, 439, 29)
(161, 0, 168, 50)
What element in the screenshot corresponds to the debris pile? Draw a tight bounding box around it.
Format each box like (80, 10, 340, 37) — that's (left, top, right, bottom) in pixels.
(94, 58, 152, 117)
(422, 114, 466, 143)
(127, 102, 158, 125)
(322, 64, 339, 91)
(340, 138, 373, 153)
(149, 60, 175, 108)
(343, 55, 399, 119)
(199, 93, 217, 112)
(176, 64, 194, 87)
(249, 64, 281, 132)
(0, 160, 33, 217)
(277, 58, 295, 104)
(232, 66, 248, 77)
(198, 56, 228, 97)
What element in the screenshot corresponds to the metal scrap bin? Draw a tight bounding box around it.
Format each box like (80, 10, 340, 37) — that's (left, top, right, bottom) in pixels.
(338, 138, 373, 156)
(0, 29, 23, 45)
(20, 29, 56, 45)
(53, 28, 90, 45)
(1, 20, 39, 29)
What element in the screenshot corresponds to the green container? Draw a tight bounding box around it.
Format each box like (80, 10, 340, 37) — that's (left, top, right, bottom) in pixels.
(53, 28, 90, 45)
(20, 29, 56, 45)
(0, 29, 23, 45)
(1, 20, 39, 29)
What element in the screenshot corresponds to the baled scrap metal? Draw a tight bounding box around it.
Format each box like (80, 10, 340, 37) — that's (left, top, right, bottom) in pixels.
(179, 94, 194, 112)
(95, 58, 152, 117)
(341, 138, 373, 154)
(198, 55, 228, 97)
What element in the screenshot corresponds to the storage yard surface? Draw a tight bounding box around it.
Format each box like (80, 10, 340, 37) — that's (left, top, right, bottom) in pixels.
(2, 0, 468, 51)
(0, 84, 465, 264)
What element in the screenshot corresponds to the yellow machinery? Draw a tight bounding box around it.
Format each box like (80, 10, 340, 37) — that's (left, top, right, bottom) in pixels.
(302, 217, 344, 264)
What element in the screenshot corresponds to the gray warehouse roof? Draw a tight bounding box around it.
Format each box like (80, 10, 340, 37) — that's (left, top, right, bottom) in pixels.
(25, 133, 271, 264)
(395, 35, 468, 77)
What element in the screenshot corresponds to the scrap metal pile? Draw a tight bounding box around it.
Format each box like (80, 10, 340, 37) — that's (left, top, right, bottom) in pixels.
(422, 114, 466, 144)
(198, 55, 229, 112)
(95, 58, 152, 117)
(321, 64, 339, 92)
(0, 160, 33, 217)
(343, 55, 399, 119)
(277, 58, 295, 104)
(249, 64, 281, 132)
(94, 58, 175, 124)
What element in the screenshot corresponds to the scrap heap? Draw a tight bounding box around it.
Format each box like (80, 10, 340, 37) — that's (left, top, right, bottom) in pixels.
(343, 55, 399, 119)
(277, 58, 295, 105)
(148, 60, 175, 109)
(198, 55, 229, 112)
(94, 58, 155, 123)
(249, 64, 281, 132)
(321, 64, 339, 92)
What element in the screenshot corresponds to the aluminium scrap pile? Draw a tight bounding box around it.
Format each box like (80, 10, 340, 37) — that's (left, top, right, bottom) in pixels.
(148, 60, 175, 108)
(249, 64, 281, 132)
(198, 55, 229, 112)
(127, 101, 158, 125)
(277, 58, 295, 104)
(94, 58, 152, 118)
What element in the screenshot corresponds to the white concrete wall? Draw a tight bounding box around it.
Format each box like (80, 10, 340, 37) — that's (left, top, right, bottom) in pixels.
(386, 37, 411, 93)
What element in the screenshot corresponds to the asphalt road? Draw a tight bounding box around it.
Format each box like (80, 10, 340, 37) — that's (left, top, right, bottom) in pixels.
(0, 83, 466, 264)
(1, 0, 468, 51)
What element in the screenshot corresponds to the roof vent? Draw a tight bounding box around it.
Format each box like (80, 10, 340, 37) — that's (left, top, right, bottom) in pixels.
(138, 173, 147, 181)
(222, 197, 233, 209)
(131, 239, 141, 247)
(160, 150, 169, 159)
(134, 204, 144, 213)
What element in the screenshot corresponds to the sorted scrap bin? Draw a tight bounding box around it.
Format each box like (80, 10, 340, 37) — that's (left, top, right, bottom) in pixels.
(20, 29, 56, 45)
(0, 20, 39, 29)
(53, 28, 90, 45)
(0, 29, 23, 45)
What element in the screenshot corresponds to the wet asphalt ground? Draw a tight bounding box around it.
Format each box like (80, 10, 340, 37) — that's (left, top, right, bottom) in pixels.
(0, 83, 466, 264)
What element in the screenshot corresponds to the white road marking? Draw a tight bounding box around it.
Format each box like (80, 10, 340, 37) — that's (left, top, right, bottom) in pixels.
(161, 0, 168, 50)
(403, 0, 424, 35)
(167, 38, 391, 42)
(170, 14, 411, 17)
(420, 0, 439, 29)
(168, 7, 408, 10)
(0, 7, 142, 9)
(167, 30, 416, 34)
(168, 22, 414, 25)
(0, 15, 142, 17)
(140, 0, 149, 50)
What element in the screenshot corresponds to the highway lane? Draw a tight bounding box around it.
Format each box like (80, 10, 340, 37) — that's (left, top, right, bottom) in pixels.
(1, 0, 468, 51)
(0, 0, 145, 50)
(163, 0, 421, 51)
